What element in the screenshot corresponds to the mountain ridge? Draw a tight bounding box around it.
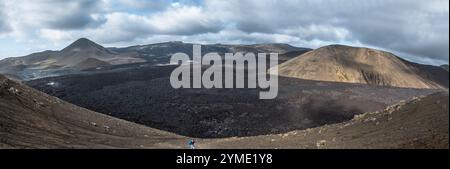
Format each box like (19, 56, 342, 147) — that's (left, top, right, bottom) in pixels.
(273, 45, 449, 89)
(0, 38, 311, 80)
(0, 38, 146, 80)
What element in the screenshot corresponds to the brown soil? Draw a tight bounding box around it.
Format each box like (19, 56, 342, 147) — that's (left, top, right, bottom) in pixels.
(0, 74, 186, 148)
(200, 92, 449, 149)
(274, 45, 448, 89)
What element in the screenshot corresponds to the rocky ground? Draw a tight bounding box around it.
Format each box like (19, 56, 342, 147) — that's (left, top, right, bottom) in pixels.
(1, 74, 448, 148)
(26, 64, 437, 138)
(0, 74, 185, 148)
(200, 92, 449, 149)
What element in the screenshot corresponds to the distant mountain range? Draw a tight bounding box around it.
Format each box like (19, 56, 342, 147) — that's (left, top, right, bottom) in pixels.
(0, 38, 310, 80)
(0, 38, 447, 89)
(273, 45, 449, 89)
(441, 64, 449, 71)
(0, 38, 145, 80)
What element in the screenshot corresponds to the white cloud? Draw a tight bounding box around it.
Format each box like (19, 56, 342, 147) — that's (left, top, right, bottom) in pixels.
(281, 25, 352, 42)
(117, 0, 170, 10)
(84, 5, 223, 43)
(40, 29, 74, 41)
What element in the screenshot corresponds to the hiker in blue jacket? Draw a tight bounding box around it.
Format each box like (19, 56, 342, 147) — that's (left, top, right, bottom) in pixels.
(187, 139, 196, 149)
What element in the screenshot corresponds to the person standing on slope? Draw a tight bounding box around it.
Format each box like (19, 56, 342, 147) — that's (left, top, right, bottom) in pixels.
(187, 139, 196, 149)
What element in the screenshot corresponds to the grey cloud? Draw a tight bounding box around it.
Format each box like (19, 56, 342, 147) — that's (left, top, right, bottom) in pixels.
(334, 1, 449, 61)
(116, 0, 201, 10)
(44, 0, 106, 30)
(0, 18, 9, 34)
(0, 2, 10, 33)
(91, 5, 224, 43)
(4, 0, 106, 30)
(205, 0, 449, 63)
(117, 0, 172, 10)
(47, 14, 106, 30)
(0, 21, 8, 33)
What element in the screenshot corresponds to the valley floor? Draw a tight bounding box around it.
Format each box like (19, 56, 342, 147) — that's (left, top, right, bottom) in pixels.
(1, 74, 448, 149)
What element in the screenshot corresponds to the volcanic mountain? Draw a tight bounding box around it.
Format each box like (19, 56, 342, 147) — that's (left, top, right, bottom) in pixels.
(441, 64, 449, 71)
(0, 38, 145, 80)
(273, 45, 449, 89)
(56, 38, 145, 67)
(3, 38, 145, 69)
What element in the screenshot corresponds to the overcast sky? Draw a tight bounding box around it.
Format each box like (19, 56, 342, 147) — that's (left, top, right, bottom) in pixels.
(0, 0, 448, 65)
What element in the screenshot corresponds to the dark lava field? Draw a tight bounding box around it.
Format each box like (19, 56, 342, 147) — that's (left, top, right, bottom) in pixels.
(27, 64, 436, 138)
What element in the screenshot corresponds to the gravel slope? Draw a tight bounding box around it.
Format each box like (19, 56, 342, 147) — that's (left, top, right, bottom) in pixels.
(0, 74, 186, 148)
(200, 92, 449, 149)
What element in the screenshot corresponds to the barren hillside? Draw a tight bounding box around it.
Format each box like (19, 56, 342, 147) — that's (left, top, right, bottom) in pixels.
(1, 73, 447, 149)
(0, 74, 185, 148)
(273, 45, 449, 89)
(201, 92, 449, 149)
